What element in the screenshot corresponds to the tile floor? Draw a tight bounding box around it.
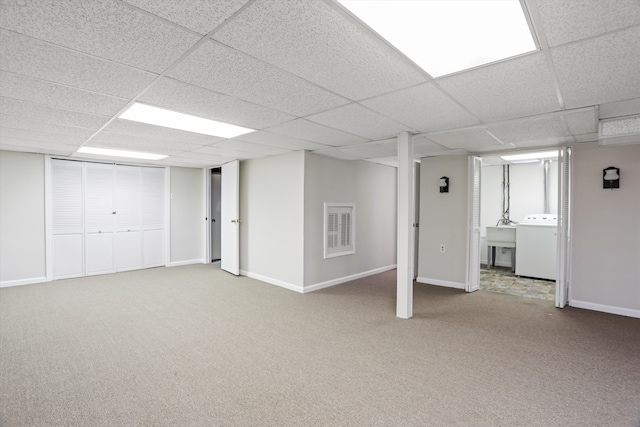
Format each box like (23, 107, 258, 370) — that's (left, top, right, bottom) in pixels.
(480, 266, 555, 301)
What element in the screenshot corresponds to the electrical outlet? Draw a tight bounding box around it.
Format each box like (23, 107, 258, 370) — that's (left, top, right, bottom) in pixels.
(440, 244, 445, 253)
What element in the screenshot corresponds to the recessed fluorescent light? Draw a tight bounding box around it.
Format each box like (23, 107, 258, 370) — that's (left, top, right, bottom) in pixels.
(338, 0, 536, 77)
(77, 146, 167, 160)
(509, 159, 540, 164)
(501, 150, 558, 162)
(119, 103, 255, 139)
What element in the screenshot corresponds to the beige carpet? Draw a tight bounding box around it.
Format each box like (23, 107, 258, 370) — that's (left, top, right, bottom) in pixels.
(1, 265, 639, 426)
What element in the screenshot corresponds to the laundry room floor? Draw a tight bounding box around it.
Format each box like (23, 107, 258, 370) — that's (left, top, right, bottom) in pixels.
(480, 266, 555, 301)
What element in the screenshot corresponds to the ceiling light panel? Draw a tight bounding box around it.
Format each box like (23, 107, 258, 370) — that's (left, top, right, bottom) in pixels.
(103, 119, 224, 146)
(0, 0, 200, 73)
(437, 53, 561, 122)
(339, 0, 536, 78)
(212, 0, 426, 101)
(1, 71, 128, 117)
(77, 147, 167, 160)
(306, 103, 411, 140)
(501, 150, 558, 161)
(361, 82, 480, 133)
(119, 103, 255, 139)
(0, 29, 156, 99)
(167, 41, 350, 116)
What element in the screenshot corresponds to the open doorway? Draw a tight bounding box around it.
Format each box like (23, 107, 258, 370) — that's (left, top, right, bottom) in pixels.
(210, 167, 221, 264)
(475, 149, 570, 303)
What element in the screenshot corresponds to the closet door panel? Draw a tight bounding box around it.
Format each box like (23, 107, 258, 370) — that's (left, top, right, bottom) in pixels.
(115, 165, 141, 232)
(85, 232, 113, 275)
(53, 234, 83, 278)
(143, 230, 164, 267)
(85, 163, 114, 234)
(115, 231, 141, 271)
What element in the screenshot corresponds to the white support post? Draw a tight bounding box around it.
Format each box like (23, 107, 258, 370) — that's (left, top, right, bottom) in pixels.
(397, 131, 414, 319)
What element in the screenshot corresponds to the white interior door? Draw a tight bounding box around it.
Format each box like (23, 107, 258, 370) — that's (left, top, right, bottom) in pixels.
(466, 156, 482, 292)
(556, 147, 572, 308)
(114, 165, 142, 271)
(85, 163, 114, 275)
(221, 160, 240, 275)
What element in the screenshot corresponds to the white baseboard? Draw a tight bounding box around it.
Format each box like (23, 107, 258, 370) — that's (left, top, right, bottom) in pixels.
(0, 276, 47, 288)
(240, 270, 304, 293)
(304, 265, 397, 293)
(481, 259, 513, 268)
(569, 299, 640, 319)
(168, 259, 204, 267)
(416, 276, 465, 290)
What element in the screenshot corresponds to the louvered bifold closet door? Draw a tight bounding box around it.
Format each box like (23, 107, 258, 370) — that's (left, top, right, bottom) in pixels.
(115, 165, 142, 271)
(142, 167, 165, 267)
(85, 163, 115, 275)
(51, 160, 84, 279)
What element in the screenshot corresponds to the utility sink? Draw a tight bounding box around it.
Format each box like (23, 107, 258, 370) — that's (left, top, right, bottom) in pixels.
(486, 226, 516, 248)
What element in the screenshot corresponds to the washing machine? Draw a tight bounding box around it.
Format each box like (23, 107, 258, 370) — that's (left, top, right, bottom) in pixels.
(515, 214, 557, 280)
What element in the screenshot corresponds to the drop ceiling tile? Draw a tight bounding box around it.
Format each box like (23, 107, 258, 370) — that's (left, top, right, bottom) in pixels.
(361, 83, 480, 132)
(437, 53, 561, 122)
(265, 119, 367, 146)
(468, 143, 516, 153)
(338, 142, 397, 159)
(195, 145, 263, 159)
(0, 137, 78, 153)
(574, 133, 598, 143)
(153, 158, 212, 168)
(0, 114, 96, 138)
(0, 29, 157, 98)
(306, 103, 411, 140)
(122, 0, 247, 34)
(488, 117, 568, 144)
(427, 129, 500, 150)
(210, 140, 291, 156)
(0, 97, 110, 129)
(212, 0, 426, 100)
(0, 71, 128, 117)
(167, 41, 349, 116)
(534, 0, 640, 47)
(512, 135, 574, 148)
(90, 131, 202, 154)
(233, 131, 329, 151)
(551, 26, 640, 109)
(563, 110, 598, 136)
(311, 149, 361, 161)
(139, 78, 294, 130)
(0, 143, 75, 156)
(0, 127, 87, 145)
(599, 98, 640, 119)
(103, 119, 224, 146)
(413, 136, 449, 155)
(0, 0, 199, 73)
(366, 157, 398, 168)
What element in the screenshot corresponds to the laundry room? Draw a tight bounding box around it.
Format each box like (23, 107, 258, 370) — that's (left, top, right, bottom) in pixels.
(480, 150, 560, 299)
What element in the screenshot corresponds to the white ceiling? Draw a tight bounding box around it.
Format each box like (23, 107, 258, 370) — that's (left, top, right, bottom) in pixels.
(1, 0, 639, 167)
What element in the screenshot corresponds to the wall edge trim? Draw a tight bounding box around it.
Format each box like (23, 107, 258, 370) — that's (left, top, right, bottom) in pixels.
(168, 259, 205, 267)
(416, 277, 466, 289)
(0, 276, 47, 288)
(569, 299, 640, 319)
(240, 270, 304, 293)
(304, 265, 397, 293)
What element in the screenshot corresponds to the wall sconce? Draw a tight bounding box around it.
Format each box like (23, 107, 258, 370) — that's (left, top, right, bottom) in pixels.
(439, 176, 449, 193)
(603, 167, 620, 189)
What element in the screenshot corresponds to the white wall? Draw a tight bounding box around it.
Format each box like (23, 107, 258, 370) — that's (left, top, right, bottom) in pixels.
(239, 151, 305, 289)
(0, 151, 46, 286)
(170, 167, 204, 265)
(571, 143, 640, 317)
(303, 153, 397, 289)
(480, 160, 558, 266)
(417, 155, 468, 288)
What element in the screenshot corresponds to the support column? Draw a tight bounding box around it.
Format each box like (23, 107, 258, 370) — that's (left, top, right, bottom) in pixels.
(397, 131, 413, 319)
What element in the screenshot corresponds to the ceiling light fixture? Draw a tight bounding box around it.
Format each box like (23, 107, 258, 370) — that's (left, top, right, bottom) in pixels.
(119, 103, 255, 139)
(500, 150, 558, 162)
(338, 0, 536, 77)
(77, 146, 167, 160)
